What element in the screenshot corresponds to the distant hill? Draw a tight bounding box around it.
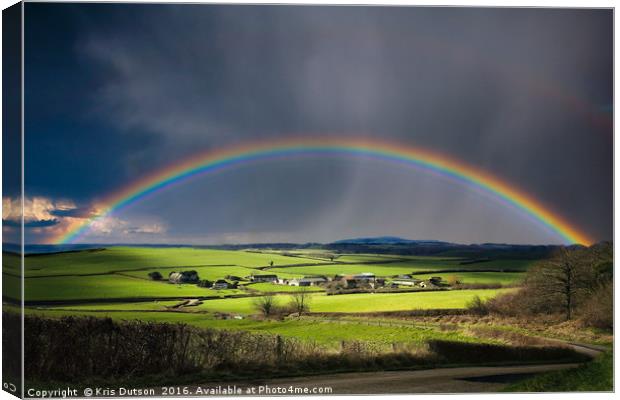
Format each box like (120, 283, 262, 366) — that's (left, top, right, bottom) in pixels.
(331, 236, 449, 245)
(326, 237, 559, 259)
(5, 237, 563, 259)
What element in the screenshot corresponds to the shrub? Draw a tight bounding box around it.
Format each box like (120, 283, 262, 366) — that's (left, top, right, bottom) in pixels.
(455, 283, 503, 290)
(578, 281, 613, 330)
(253, 294, 277, 317)
(197, 280, 213, 288)
(447, 275, 462, 286)
(147, 271, 163, 281)
(289, 288, 311, 315)
(485, 290, 529, 316)
(465, 295, 489, 315)
(6, 313, 591, 387)
(10, 314, 434, 383)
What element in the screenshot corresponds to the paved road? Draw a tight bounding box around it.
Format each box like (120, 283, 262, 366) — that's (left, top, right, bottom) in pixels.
(227, 363, 581, 394)
(199, 342, 604, 395)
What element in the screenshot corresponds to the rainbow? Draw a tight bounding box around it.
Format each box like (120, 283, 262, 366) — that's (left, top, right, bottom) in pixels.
(53, 137, 593, 245)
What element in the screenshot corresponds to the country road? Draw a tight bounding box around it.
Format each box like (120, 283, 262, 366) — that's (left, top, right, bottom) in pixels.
(224, 363, 580, 394)
(189, 342, 605, 395)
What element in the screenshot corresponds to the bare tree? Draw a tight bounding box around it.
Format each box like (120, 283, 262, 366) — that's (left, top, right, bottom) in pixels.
(253, 294, 277, 317)
(289, 287, 311, 315)
(525, 247, 598, 320)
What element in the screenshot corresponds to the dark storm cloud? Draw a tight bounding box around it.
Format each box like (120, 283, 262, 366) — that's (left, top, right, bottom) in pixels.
(25, 4, 612, 244)
(2, 219, 60, 228)
(49, 207, 98, 219)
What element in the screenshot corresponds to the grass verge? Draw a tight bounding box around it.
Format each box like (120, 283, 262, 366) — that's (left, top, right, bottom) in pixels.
(504, 351, 613, 392)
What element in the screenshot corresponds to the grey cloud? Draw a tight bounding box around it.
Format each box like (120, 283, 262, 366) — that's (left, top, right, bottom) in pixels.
(3, 218, 60, 228)
(76, 6, 611, 244)
(50, 207, 98, 218)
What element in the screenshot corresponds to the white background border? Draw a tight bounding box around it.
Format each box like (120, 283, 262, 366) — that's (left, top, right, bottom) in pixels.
(0, 1, 616, 400)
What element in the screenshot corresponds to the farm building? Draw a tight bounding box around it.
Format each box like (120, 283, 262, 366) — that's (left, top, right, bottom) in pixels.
(168, 270, 200, 284)
(288, 276, 328, 286)
(212, 279, 230, 290)
(335, 273, 378, 289)
(354, 272, 376, 281)
(392, 278, 422, 287)
(248, 274, 278, 283)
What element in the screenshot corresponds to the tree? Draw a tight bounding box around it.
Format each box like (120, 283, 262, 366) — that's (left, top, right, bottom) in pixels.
(525, 246, 599, 320)
(447, 275, 462, 286)
(253, 294, 277, 317)
(197, 279, 213, 288)
(148, 271, 163, 281)
(289, 287, 311, 315)
(590, 242, 613, 284)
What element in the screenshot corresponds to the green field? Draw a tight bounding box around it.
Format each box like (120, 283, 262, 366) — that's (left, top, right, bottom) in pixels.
(308, 289, 513, 312)
(2, 246, 560, 374)
(269, 263, 417, 277)
(18, 247, 328, 278)
(2, 247, 533, 303)
(412, 272, 524, 285)
(5, 245, 610, 393)
(119, 265, 301, 281)
(19, 306, 495, 350)
(268, 260, 535, 277)
(19, 274, 243, 301)
(42, 288, 511, 314)
(0, 246, 536, 305)
(188, 288, 512, 314)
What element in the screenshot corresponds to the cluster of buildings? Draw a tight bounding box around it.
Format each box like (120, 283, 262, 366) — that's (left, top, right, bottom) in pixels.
(162, 270, 442, 291)
(389, 274, 442, 288)
(246, 274, 328, 287)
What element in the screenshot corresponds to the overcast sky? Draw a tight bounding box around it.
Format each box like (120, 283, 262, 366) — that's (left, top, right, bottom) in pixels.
(8, 4, 612, 245)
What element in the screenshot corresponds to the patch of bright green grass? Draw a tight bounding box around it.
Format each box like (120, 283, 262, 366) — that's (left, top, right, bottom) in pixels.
(504, 352, 613, 392)
(40, 288, 510, 314)
(269, 259, 535, 277)
(119, 265, 302, 282)
(22, 274, 242, 301)
(332, 254, 408, 262)
(190, 288, 512, 314)
(268, 262, 425, 277)
(22, 247, 328, 277)
(307, 289, 513, 312)
(411, 272, 524, 285)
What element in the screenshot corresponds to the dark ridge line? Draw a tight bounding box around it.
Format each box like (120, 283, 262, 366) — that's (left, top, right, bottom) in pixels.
(410, 269, 524, 275)
(23, 248, 107, 257)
